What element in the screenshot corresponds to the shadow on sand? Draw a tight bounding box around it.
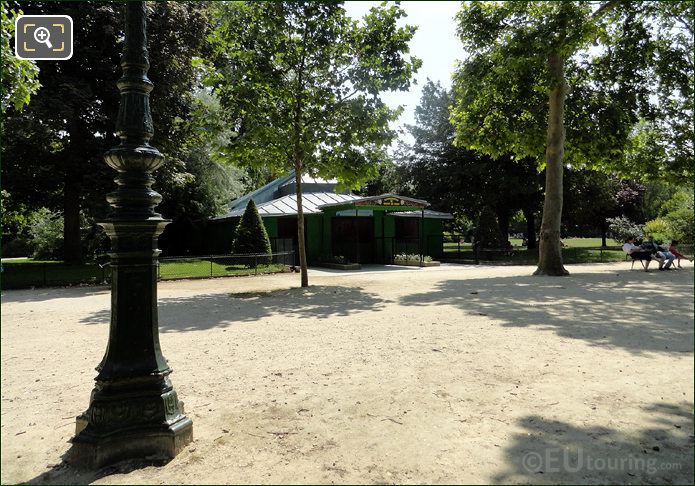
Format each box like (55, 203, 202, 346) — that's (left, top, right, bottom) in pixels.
(80, 285, 392, 332)
(399, 270, 694, 355)
(23, 454, 171, 485)
(492, 400, 694, 484)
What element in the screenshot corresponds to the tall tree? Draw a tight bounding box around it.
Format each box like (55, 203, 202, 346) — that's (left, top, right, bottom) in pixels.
(451, 1, 690, 275)
(2, 2, 212, 262)
(208, 1, 420, 287)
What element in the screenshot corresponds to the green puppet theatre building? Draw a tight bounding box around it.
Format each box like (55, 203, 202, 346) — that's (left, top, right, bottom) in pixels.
(208, 172, 453, 264)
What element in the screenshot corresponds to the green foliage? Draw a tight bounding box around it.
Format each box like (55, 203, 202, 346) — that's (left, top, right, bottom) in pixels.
(643, 218, 670, 244)
(562, 169, 645, 234)
(451, 1, 692, 180)
(1, 2, 219, 261)
(607, 216, 644, 243)
(663, 208, 694, 244)
(640, 181, 679, 222)
(232, 200, 272, 259)
(644, 188, 695, 244)
(28, 208, 63, 260)
(1, 189, 30, 236)
(208, 1, 421, 188)
(621, 2, 693, 182)
(1, 5, 40, 112)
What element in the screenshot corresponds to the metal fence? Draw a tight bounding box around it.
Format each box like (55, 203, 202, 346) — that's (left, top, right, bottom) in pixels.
(157, 251, 294, 280)
(436, 235, 694, 266)
(1, 251, 294, 290)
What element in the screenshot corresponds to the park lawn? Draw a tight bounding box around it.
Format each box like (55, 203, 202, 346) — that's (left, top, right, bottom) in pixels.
(158, 259, 286, 280)
(0, 258, 63, 264)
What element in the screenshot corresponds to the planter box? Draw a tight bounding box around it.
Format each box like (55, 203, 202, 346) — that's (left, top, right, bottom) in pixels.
(317, 262, 362, 270)
(393, 260, 440, 267)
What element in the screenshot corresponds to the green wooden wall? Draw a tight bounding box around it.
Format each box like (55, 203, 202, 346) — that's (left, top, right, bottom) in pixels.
(204, 211, 445, 262)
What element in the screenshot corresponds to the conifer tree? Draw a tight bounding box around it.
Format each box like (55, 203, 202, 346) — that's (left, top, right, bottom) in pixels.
(233, 200, 272, 262)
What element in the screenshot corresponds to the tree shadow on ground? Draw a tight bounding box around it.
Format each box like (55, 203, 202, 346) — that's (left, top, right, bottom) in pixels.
(80, 285, 392, 332)
(23, 454, 171, 485)
(399, 270, 694, 355)
(492, 401, 694, 484)
(2, 285, 109, 304)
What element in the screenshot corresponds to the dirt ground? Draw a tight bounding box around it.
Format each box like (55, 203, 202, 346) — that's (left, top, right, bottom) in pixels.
(1, 262, 693, 484)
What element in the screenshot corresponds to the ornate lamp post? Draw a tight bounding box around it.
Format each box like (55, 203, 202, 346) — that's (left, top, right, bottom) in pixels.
(71, 2, 192, 467)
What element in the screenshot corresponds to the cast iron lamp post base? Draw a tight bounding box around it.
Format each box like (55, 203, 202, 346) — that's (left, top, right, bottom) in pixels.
(69, 2, 192, 467)
(71, 376, 192, 468)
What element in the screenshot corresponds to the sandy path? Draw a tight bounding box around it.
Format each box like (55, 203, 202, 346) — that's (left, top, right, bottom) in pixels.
(1, 263, 693, 484)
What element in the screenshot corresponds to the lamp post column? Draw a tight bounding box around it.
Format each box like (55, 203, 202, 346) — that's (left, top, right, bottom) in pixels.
(71, 1, 192, 467)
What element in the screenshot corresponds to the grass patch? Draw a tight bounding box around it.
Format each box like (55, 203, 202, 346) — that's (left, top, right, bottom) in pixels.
(158, 260, 285, 280)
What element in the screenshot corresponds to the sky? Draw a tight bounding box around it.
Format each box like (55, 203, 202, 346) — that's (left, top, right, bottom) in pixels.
(343, 1, 465, 145)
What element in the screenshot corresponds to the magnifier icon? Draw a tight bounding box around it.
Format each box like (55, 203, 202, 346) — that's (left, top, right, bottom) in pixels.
(33, 27, 53, 48)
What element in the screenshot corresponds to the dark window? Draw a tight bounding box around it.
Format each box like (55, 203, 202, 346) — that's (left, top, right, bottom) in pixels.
(278, 217, 298, 239)
(395, 218, 420, 239)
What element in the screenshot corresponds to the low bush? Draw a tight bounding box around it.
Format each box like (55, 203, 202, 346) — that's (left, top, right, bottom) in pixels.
(394, 253, 432, 263)
(607, 216, 644, 243)
(28, 208, 64, 260)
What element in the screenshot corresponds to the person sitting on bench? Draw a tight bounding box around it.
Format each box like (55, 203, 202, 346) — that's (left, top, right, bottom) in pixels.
(668, 240, 692, 268)
(641, 235, 675, 270)
(622, 237, 654, 271)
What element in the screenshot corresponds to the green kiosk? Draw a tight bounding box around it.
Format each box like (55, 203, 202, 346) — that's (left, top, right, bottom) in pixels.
(209, 172, 453, 264)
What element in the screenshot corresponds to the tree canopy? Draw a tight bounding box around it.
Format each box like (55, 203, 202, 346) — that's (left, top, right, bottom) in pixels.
(1, 2, 241, 261)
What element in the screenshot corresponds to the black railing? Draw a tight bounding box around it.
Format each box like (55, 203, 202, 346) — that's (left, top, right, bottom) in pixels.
(435, 234, 694, 266)
(1, 251, 294, 290)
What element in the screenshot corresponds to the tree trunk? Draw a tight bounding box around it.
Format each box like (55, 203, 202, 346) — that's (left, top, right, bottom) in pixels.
(64, 175, 82, 264)
(496, 208, 510, 244)
(294, 164, 309, 287)
(523, 206, 536, 249)
(601, 219, 607, 248)
(534, 53, 569, 276)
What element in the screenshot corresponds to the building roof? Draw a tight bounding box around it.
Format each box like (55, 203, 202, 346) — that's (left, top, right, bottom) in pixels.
(223, 170, 347, 216)
(215, 192, 361, 219)
(215, 174, 454, 220)
(214, 192, 454, 220)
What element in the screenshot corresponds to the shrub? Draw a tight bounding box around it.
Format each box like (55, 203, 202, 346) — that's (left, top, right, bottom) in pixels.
(28, 208, 64, 259)
(607, 216, 644, 243)
(643, 218, 670, 244)
(643, 191, 694, 245)
(663, 207, 694, 244)
(232, 200, 272, 263)
(394, 253, 431, 263)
